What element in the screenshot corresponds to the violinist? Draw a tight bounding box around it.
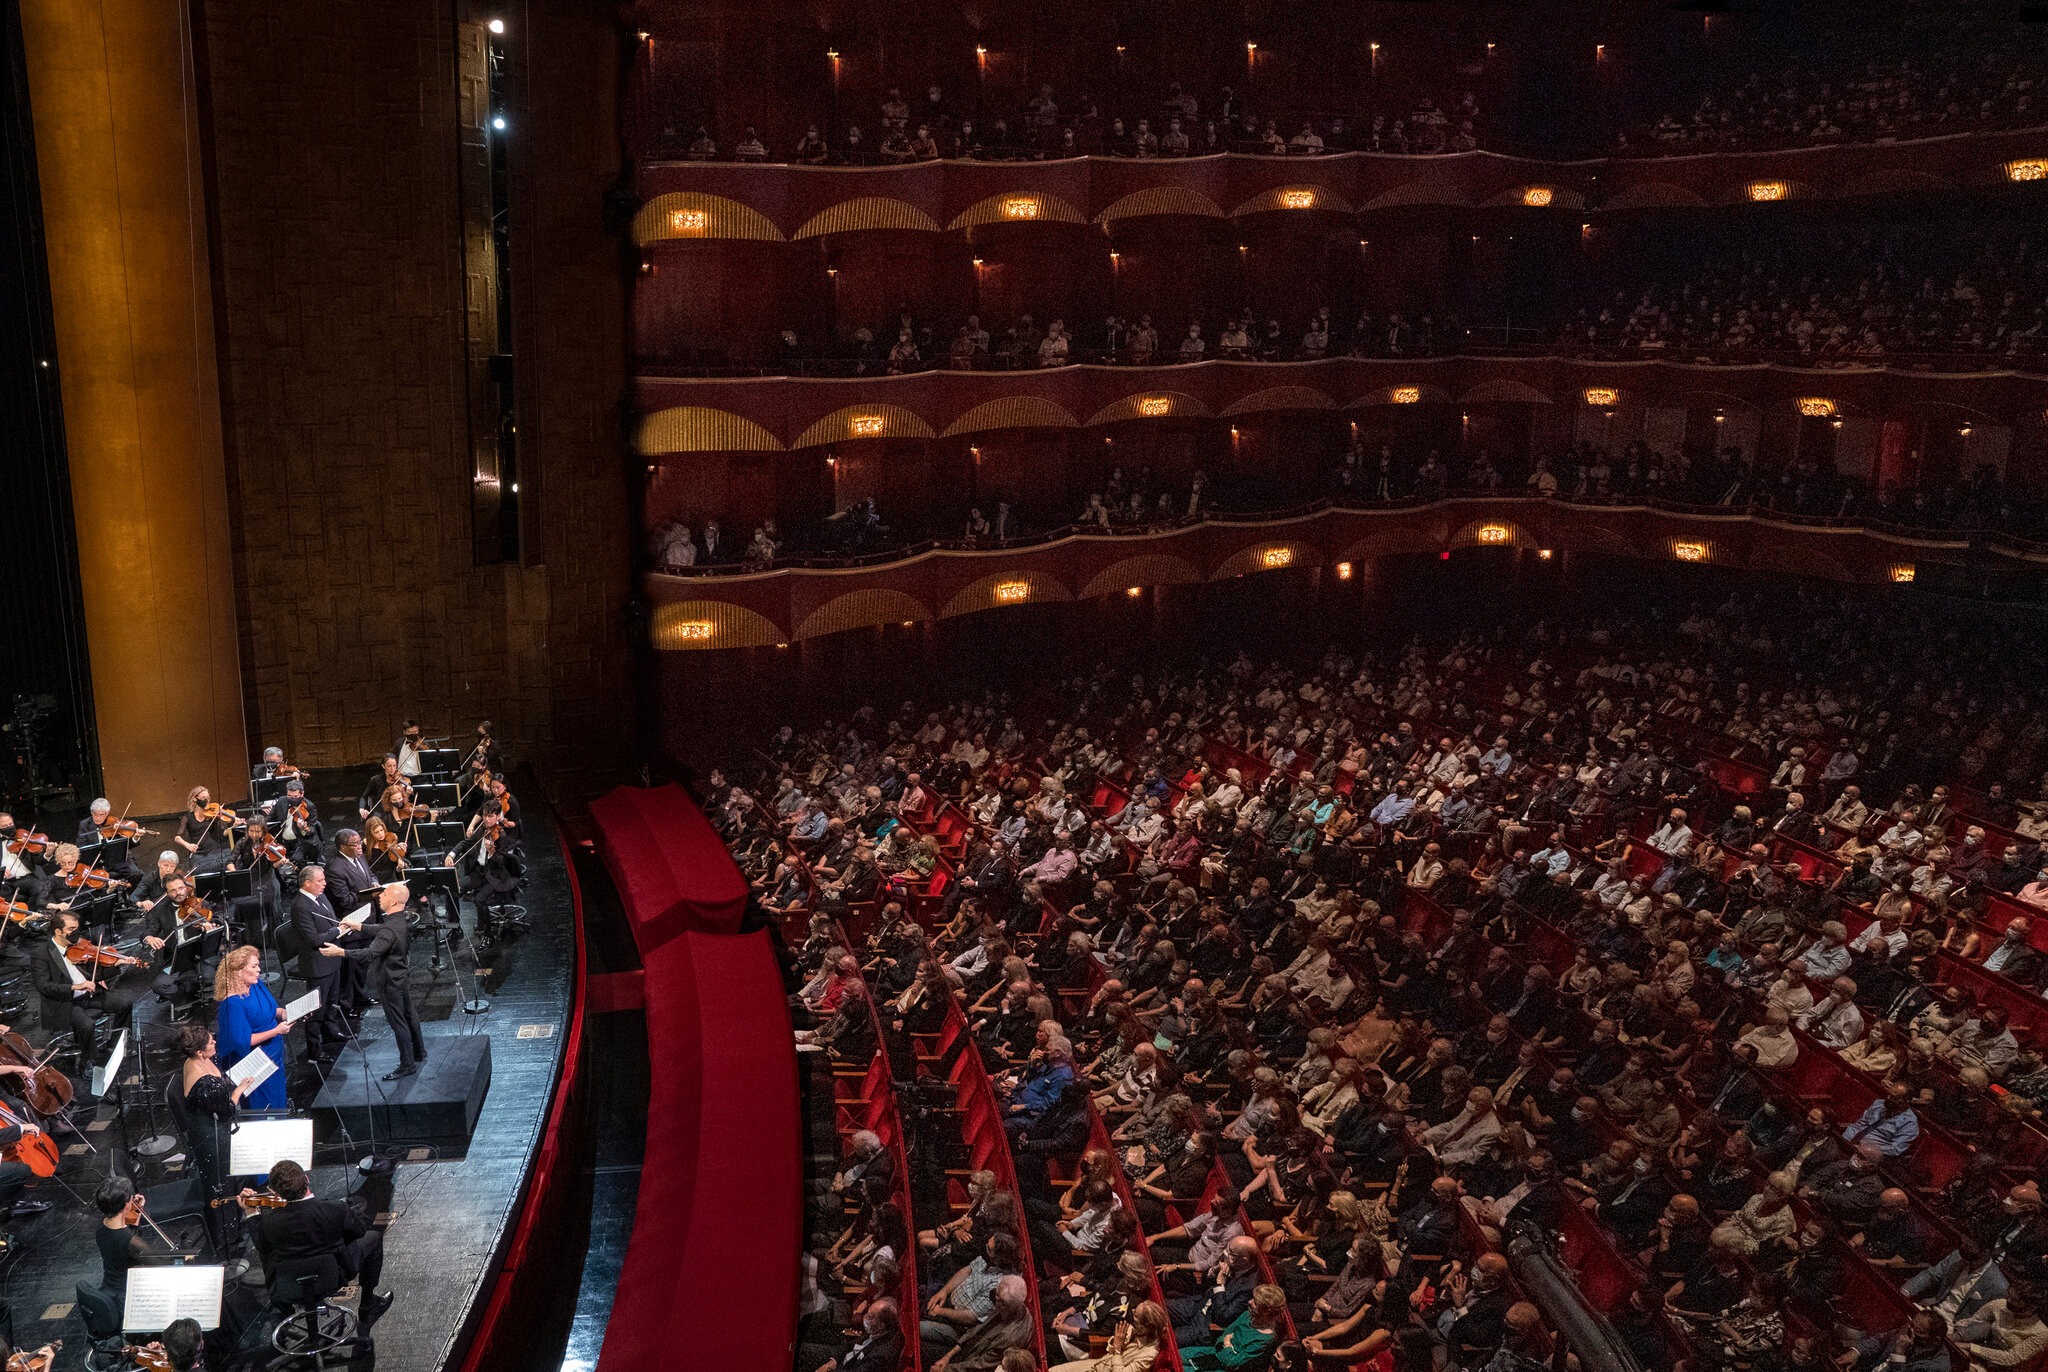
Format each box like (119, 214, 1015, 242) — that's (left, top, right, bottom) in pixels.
(263, 777, 324, 865)
(361, 816, 409, 882)
(445, 818, 523, 930)
(76, 799, 145, 884)
(467, 776, 524, 856)
(254, 745, 300, 782)
(357, 754, 409, 820)
(0, 815, 49, 903)
(466, 719, 503, 775)
(396, 719, 426, 778)
(32, 911, 107, 1059)
(240, 1161, 393, 1329)
(131, 850, 188, 915)
(38, 844, 84, 911)
(95, 1178, 164, 1300)
(374, 784, 439, 837)
(173, 787, 242, 874)
(143, 876, 218, 1005)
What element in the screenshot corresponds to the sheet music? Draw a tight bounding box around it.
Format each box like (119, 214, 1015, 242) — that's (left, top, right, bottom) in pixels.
(226, 1047, 277, 1093)
(229, 1117, 315, 1175)
(283, 988, 321, 1022)
(124, 1265, 226, 1331)
(91, 1029, 128, 1099)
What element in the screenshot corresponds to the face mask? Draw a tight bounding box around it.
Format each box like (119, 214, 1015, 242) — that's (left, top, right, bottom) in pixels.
(1632, 1159, 1650, 1175)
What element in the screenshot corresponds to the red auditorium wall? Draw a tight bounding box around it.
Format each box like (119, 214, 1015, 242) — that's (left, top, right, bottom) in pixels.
(195, 0, 632, 786)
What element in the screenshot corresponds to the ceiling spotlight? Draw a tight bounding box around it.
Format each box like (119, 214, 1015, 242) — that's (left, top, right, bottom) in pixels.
(487, 17, 505, 34)
(492, 115, 507, 131)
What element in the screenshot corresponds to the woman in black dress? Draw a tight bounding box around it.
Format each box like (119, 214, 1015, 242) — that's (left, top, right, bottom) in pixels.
(168, 1022, 253, 1257)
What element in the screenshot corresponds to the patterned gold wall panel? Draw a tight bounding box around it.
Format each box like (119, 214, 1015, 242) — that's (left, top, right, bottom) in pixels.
(1095, 186, 1226, 223)
(1352, 384, 1453, 407)
(1229, 185, 1355, 217)
(1480, 185, 1588, 210)
(637, 406, 785, 455)
(1598, 182, 1706, 211)
(1452, 518, 1525, 549)
(940, 571, 1073, 618)
(945, 192, 1088, 230)
(791, 404, 937, 450)
(1219, 386, 1338, 416)
(940, 396, 1080, 436)
(1210, 542, 1315, 579)
(1358, 180, 1472, 211)
(1078, 554, 1204, 598)
(793, 197, 943, 239)
(795, 588, 933, 640)
(1085, 391, 1211, 425)
(633, 192, 786, 243)
(651, 600, 787, 650)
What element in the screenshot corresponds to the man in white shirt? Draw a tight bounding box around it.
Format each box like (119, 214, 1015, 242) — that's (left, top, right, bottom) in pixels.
(1798, 922, 1852, 980)
(1648, 809, 1695, 862)
(1799, 977, 1864, 1048)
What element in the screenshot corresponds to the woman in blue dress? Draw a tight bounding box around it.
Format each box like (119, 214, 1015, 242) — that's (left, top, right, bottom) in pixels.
(214, 945, 289, 1111)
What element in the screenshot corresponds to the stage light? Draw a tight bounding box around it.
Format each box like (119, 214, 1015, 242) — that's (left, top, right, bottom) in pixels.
(492, 115, 507, 131)
(487, 18, 505, 34)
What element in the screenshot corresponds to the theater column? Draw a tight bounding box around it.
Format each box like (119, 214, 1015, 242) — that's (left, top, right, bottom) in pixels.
(18, 0, 248, 811)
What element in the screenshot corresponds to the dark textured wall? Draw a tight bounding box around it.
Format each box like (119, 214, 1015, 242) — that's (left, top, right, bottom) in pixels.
(198, 0, 632, 785)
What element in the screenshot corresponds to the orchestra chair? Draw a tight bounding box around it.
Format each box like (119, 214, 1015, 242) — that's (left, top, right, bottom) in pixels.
(266, 1252, 360, 1355)
(72, 1280, 124, 1371)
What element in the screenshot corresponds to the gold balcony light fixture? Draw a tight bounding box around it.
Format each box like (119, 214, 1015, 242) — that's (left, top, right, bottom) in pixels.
(1000, 196, 1040, 220)
(2004, 159, 2045, 182)
(1136, 397, 1171, 417)
(993, 580, 1030, 602)
(848, 414, 886, 436)
(1889, 564, 1917, 583)
(1390, 387, 1421, 404)
(1279, 189, 1317, 209)
(1797, 397, 1837, 418)
(1260, 547, 1295, 569)
(1746, 180, 1788, 201)
(668, 208, 707, 234)
(1672, 541, 1708, 563)
(1521, 187, 1553, 207)
(1582, 387, 1617, 407)
(1475, 524, 1511, 545)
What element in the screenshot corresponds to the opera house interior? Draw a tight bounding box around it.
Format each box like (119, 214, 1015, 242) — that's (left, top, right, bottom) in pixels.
(5, 0, 2048, 1369)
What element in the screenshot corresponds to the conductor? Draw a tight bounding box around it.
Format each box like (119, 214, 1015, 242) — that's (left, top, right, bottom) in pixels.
(320, 883, 426, 1080)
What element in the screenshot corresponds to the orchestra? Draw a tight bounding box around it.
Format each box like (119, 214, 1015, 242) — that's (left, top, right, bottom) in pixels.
(0, 720, 508, 1363)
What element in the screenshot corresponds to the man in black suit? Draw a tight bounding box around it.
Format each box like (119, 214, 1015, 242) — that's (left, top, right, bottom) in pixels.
(74, 799, 142, 883)
(239, 1160, 391, 1328)
(325, 831, 378, 916)
(321, 883, 424, 1080)
(289, 867, 348, 1069)
(30, 912, 103, 1060)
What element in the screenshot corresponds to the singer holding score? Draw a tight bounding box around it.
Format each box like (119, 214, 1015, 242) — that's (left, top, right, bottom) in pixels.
(213, 947, 291, 1111)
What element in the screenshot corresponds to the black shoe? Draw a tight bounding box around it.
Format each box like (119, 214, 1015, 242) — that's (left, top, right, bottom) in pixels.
(7, 1199, 51, 1218)
(382, 1065, 418, 1081)
(360, 1289, 394, 1328)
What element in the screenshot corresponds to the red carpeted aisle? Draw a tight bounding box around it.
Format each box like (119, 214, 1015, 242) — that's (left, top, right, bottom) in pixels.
(590, 784, 799, 1372)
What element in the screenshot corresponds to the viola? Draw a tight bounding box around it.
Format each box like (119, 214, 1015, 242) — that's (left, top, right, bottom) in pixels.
(4, 1338, 60, 1372)
(61, 863, 128, 892)
(64, 938, 149, 970)
(0, 1027, 71, 1116)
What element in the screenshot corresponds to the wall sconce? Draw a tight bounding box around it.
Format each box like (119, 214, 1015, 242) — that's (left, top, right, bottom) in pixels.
(1796, 397, 1837, 418)
(1475, 524, 1511, 544)
(674, 622, 713, 641)
(1259, 547, 1294, 569)
(1521, 187, 1554, 207)
(1537, 549, 1554, 560)
(1959, 426, 1974, 438)
(970, 445, 983, 463)
(1136, 397, 1171, 417)
(1672, 541, 1708, 563)
(1280, 189, 1316, 209)
(1126, 585, 1143, 597)
(2005, 160, 2045, 182)
(1335, 561, 1353, 580)
(1713, 410, 1725, 423)
(849, 414, 885, 436)
(668, 208, 707, 235)
(1583, 387, 1617, 407)
(1390, 387, 1421, 404)
(994, 580, 1030, 602)
(1000, 197, 1040, 220)
(1746, 181, 1788, 202)
(1889, 564, 1917, 583)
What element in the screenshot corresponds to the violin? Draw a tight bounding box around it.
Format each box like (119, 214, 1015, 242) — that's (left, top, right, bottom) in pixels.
(195, 801, 246, 827)
(96, 818, 158, 842)
(211, 1192, 286, 1210)
(117, 1348, 167, 1372)
(288, 798, 317, 828)
(64, 938, 149, 970)
(9, 830, 53, 856)
(0, 1027, 71, 1116)
(1, 898, 38, 926)
(273, 762, 305, 779)
(61, 863, 128, 892)
(252, 835, 289, 866)
(369, 831, 409, 866)
(4, 1338, 60, 1372)
(174, 894, 216, 927)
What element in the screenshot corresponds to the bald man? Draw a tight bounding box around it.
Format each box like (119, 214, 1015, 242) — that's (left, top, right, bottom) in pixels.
(321, 883, 424, 1080)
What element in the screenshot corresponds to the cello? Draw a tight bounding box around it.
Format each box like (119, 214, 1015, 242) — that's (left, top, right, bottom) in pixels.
(0, 1028, 72, 1116)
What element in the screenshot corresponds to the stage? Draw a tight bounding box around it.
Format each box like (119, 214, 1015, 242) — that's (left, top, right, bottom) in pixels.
(0, 770, 578, 1371)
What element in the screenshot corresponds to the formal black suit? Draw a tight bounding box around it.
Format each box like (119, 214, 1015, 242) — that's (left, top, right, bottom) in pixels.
(339, 909, 424, 1073)
(251, 1194, 384, 1293)
(264, 796, 326, 865)
(30, 937, 99, 1056)
(290, 891, 348, 1063)
(326, 852, 380, 918)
